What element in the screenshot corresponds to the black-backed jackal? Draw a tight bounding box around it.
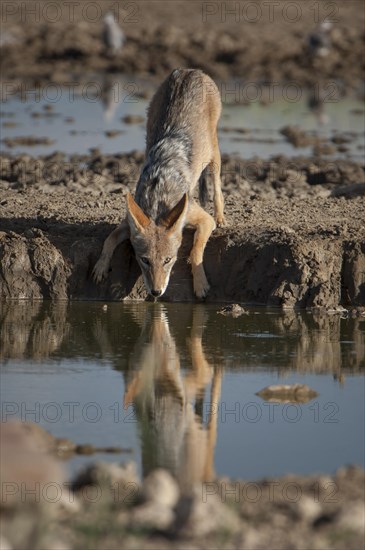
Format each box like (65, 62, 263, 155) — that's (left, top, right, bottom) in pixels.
(93, 68, 225, 298)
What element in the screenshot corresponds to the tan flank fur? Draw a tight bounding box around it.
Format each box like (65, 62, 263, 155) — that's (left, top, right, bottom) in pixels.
(93, 68, 225, 298)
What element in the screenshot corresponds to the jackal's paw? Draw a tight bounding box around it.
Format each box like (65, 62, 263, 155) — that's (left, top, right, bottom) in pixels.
(92, 258, 109, 284)
(215, 215, 226, 228)
(193, 273, 210, 299)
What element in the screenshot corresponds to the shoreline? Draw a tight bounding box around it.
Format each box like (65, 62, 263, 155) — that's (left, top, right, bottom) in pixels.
(1, 150, 364, 307)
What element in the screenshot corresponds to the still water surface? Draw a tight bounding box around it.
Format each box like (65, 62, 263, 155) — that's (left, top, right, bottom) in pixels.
(2, 75, 364, 160)
(1, 301, 364, 483)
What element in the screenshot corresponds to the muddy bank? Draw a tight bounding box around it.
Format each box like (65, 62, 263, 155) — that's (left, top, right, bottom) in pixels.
(1, 420, 364, 550)
(1, 1, 364, 94)
(0, 151, 364, 307)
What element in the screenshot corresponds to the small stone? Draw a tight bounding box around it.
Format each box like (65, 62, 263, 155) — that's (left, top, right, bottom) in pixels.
(121, 115, 144, 125)
(142, 469, 179, 508)
(172, 486, 239, 538)
(55, 438, 76, 455)
(105, 130, 123, 138)
(72, 461, 140, 506)
(336, 502, 365, 533)
(130, 502, 175, 530)
(75, 444, 95, 455)
(218, 304, 248, 317)
(296, 496, 322, 522)
(256, 384, 318, 403)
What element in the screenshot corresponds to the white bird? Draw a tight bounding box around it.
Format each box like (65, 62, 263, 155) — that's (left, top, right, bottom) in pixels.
(307, 21, 332, 58)
(102, 12, 125, 56)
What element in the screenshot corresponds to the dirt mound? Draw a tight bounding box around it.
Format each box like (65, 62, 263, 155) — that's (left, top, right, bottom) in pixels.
(1, 151, 364, 308)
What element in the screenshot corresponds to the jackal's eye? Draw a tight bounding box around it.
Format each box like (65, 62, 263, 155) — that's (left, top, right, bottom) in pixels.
(164, 257, 172, 265)
(140, 257, 150, 266)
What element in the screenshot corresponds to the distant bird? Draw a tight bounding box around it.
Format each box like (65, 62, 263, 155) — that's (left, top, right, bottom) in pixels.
(101, 75, 121, 122)
(307, 20, 332, 58)
(307, 88, 330, 126)
(102, 12, 124, 56)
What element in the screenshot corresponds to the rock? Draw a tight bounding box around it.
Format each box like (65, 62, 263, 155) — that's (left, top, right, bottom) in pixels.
(256, 384, 318, 403)
(280, 126, 319, 148)
(95, 445, 131, 454)
(72, 461, 140, 506)
(313, 143, 337, 156)
(0, 232, 70, 300)
(172, 487, 239, 538)
(142, 469, 180, 508)
(75, 444, 96, 455)
(296, 496, 322, 522)
(1, 419, 57, 453)
(0, 420, 65, 510)
(217, 304, 248, 317)
(105, 130, 124, 138)
(2, 136, 55, 148)
(0, 536, 12, 550)
(121, 115, 145, 125)
(55, 438, 77, 456)
(335, 502, 365, 533)
(130, 502, 175, 530)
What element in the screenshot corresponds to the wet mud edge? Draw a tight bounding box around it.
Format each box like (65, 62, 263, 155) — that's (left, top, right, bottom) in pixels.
(1, 192, 364, 308)
(1, 223, 365, 307)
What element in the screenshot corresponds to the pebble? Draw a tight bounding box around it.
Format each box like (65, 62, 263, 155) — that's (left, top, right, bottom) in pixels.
(142, 469, 179, 508)
(256, 384, 318, 403)
(218, 304, 248, 317)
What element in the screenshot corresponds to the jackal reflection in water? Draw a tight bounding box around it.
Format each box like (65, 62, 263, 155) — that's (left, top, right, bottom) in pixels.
(124, 304, 222, 489)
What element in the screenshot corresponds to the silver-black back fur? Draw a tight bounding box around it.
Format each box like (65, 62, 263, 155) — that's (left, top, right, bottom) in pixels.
(134, 69, 207, 222)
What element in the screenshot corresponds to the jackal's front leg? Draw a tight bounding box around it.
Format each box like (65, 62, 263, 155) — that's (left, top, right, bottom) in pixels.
(93, 220, 130, 283)
(186, 203, 216, 298)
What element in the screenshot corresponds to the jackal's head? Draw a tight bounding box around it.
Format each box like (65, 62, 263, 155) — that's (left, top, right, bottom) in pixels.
(126, 193, 188, 298)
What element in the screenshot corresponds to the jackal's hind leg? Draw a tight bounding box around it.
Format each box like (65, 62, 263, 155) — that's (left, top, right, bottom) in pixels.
(211, 140, 226, 227)
(93, 220, 130, 283)
(186, 203, 216, 299)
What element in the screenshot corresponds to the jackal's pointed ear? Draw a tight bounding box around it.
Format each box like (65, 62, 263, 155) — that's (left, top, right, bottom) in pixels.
(160, 193, 189, 232)
(126, 193, 151, 234)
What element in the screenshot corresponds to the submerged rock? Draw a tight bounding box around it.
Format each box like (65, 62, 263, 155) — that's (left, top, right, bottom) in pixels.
(217, 304, 248, 317)
(256, 384, 318, 403)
